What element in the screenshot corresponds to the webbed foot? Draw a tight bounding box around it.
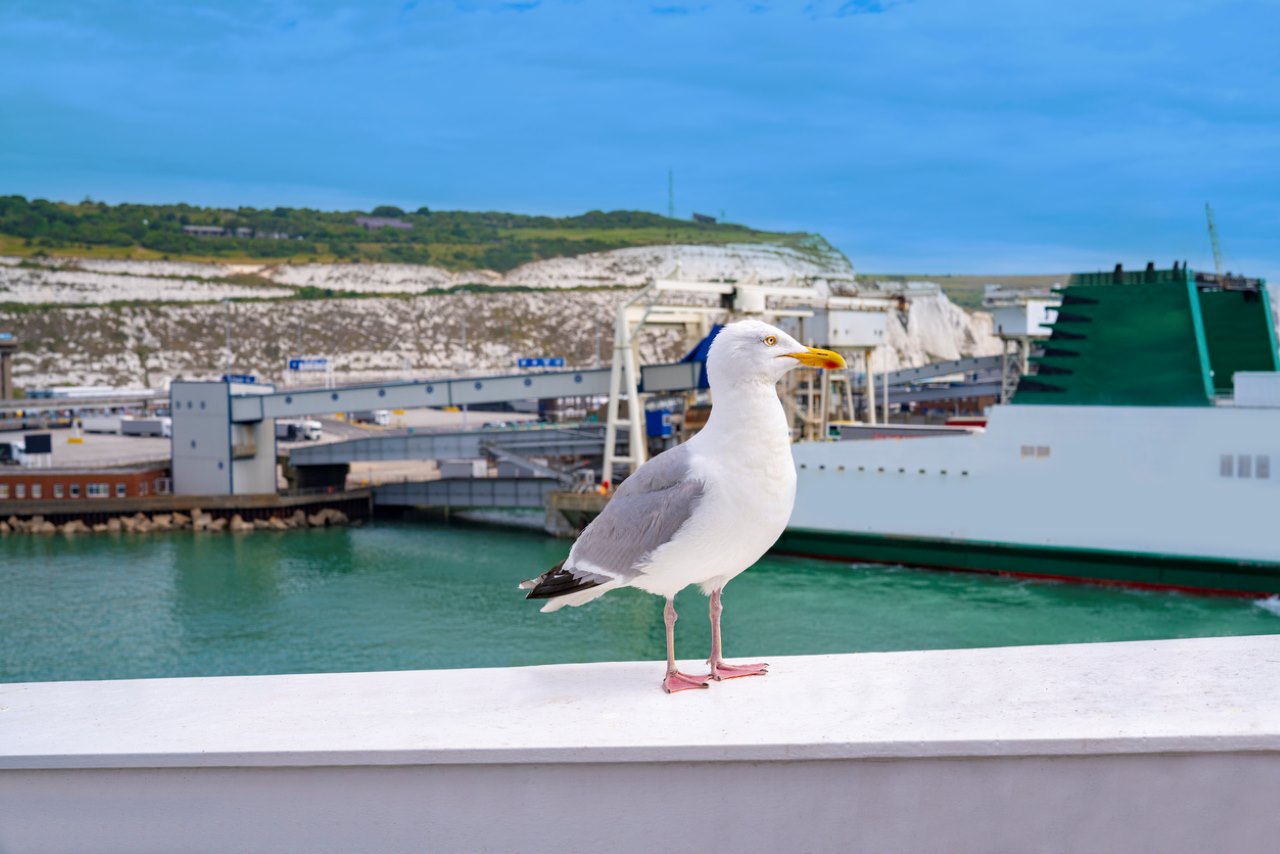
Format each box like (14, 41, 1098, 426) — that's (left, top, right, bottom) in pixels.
(663, 671, 712, 693)
(710, 661, 768, 681)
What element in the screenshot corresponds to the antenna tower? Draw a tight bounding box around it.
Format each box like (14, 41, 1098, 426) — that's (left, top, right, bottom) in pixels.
(1205, 202, 1224, 279)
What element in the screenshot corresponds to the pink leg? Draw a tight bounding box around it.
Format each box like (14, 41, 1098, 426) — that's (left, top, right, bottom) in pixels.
(708, 588, 768, 681)
(663, 598, 710, 693)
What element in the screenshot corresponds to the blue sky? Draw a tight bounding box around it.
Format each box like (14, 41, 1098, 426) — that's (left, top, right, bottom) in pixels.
(1, 1, 1277, 276)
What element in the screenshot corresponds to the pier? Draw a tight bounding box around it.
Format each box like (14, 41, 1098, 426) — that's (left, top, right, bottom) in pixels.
(2, 634, 1278, 853)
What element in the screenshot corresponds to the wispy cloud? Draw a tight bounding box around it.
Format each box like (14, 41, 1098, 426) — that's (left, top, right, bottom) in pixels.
(853, 0, 910, 13)
(804, 0, 910, 17)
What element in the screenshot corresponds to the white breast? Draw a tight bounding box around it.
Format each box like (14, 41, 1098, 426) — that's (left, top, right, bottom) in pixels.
(629, 390, 798, 598)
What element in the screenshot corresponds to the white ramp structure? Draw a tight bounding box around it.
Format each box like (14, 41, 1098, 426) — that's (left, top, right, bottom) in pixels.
(601, 272, 822, 486)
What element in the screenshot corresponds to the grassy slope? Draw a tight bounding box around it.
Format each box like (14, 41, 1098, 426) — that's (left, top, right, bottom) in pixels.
(0, 197, 841, 271)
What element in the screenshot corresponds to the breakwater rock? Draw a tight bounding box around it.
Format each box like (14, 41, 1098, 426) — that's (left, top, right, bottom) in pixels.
(1, 507, 352, 536)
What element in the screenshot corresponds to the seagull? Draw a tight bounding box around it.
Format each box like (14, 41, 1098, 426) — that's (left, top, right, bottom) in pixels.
(521, 320, 846, 693)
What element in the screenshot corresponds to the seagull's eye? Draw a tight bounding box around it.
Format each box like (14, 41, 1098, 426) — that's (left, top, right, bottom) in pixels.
(764, 336, 777, 346)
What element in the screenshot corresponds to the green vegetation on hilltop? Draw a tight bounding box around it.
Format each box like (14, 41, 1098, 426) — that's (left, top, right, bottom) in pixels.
(0, 196, 824, 272)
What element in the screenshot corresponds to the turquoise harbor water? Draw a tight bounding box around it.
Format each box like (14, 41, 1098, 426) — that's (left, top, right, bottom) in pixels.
(3, 521, 1280, 684)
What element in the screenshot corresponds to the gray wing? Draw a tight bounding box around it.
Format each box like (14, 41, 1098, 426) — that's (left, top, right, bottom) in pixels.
(564, 442, 704, 586)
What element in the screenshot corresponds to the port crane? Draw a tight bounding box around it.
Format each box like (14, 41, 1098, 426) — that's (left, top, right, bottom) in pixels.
(1205, 202, 1224, 280)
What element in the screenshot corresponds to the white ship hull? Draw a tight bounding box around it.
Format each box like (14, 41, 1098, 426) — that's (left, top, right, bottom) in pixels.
(784, 404, 1280, 594)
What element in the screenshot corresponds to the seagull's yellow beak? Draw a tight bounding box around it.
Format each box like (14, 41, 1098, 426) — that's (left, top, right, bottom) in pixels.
(782, 347, 847, 370)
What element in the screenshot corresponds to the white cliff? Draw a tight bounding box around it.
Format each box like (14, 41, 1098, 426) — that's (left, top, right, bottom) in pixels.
(0, 245, 1000, 388)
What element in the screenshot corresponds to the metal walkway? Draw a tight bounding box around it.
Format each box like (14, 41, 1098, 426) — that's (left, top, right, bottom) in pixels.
(876, 354, 1004, 406)
(886, 381, 1003, 405)
(224, 362, 704, 424)
(0, 391, 166, 414)
(884, 354, 1003, 386)
(290, 424, 625, 466)
(374, 477, 560, 509)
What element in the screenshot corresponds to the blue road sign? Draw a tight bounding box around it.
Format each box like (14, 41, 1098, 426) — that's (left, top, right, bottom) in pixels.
(518, 357, 566, 368)
(288, 357, 329, 372)
(222, 374, 257, 384)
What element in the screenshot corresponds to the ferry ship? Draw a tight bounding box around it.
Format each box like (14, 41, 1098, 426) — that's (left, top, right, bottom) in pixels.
(781, 266, 1280, 595)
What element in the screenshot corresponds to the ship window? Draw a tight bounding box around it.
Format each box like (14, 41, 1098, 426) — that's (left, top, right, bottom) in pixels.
(1258, 456, 1271, 480)
(87, 483, 109, 498)
(1237, 455, 1252, 479)
(115, 483, 127, 497)
(1220, 455, 1234, 477)
(53, 483, 64, 498)
(31, 484, 42, 499)
(1021, 445, 1034, 458)
(0, 484, 8, 499)
(1036, 446, 1050, 458)
(70, 483, 81, 498)
(15, 483, 24, 499)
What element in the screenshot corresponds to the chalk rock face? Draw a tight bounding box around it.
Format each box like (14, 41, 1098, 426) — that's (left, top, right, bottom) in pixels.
(882, 291, 1004, 371)
(0, 244, 1008, 387)
(496, 242, 852, 289)
(267, 262, 485, 293)
(0, 264, 293, 304)
(1, 290, 684, 387)
(259, 242, 852, 291)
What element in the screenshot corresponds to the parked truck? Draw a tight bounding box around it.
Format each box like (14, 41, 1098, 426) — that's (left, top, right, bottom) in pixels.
(0, 440, 25, 466)
(81, 415, 123, 434)
(120, 416, 172, 438)
(275, 419, 323, 441)
(348, 409, 390, 426)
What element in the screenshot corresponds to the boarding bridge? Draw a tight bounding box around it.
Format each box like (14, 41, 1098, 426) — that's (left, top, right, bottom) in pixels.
(883, 354, 1003, 385)
(373, 478, 563, 510)
(869, 355, 1004, 407)
(288, 425, 624, 467)
(290, 424, 631, 512)
(170, 362, 703, 496)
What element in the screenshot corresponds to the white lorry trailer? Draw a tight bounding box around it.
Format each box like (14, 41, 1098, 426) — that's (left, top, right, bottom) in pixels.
(348, 410, 390, 426)
(120, 416, 172, 438)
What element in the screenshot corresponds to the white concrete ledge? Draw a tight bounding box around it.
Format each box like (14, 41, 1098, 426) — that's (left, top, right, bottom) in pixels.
(4, 635, 1280, 853)
(4, 635, 1280, 769)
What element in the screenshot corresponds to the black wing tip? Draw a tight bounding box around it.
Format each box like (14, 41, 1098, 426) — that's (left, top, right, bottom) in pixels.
(524, 561, 604, 600)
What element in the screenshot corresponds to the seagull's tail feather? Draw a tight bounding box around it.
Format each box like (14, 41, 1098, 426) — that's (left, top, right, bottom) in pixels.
(538, 580, 622, 613)
(523, 560, 620, 612)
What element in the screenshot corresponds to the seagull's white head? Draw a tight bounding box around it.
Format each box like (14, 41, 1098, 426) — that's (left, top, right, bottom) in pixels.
(706, 319, 847, 389)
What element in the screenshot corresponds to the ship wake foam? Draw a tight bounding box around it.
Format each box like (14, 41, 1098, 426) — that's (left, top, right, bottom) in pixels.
(1253, 596, 1280, 617)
